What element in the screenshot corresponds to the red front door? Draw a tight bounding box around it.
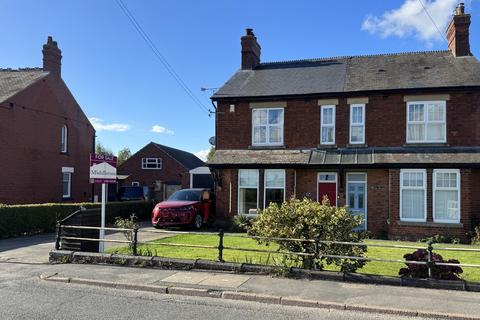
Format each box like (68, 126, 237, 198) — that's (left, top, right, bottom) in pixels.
(318, 182, 337, 206)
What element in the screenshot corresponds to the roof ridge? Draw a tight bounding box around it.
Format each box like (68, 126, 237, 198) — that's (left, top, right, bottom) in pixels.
(259, 50, 451, 66)
(0, 67, 44, 72)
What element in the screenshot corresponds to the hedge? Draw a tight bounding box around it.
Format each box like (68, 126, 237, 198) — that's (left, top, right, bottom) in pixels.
(0, 200, 154, 238)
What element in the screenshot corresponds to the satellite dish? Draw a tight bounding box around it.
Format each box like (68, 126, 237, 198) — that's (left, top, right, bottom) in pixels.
(208, 136, 215, 146)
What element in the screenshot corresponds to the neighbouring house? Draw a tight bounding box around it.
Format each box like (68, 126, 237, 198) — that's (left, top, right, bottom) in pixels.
(209, 4, 480, 241)
(0, 37, 95, 204)
(117, 142, 207, 201)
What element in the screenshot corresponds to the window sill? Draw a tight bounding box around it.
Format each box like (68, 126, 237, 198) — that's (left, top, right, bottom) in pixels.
(403, 143, 449, 148)
(317, 144, 337, 149)
(248, 145, 286, 150)
(347, 143, 368, 148)
(397, 221, 463, 228)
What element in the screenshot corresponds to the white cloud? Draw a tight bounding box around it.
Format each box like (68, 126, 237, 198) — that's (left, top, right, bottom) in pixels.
(362, 0, 459, 44)
(151, 125, 174, 135)
(89, 117, 130, 132)
(194, 149, 210, 162)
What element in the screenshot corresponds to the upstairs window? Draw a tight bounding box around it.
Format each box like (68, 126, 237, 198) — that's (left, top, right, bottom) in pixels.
(407, 101, 446, 143)
(400, 169, 426, 222)
(264, 169, 285, 207)
(142, 158, 162, 169)
(350, 104, 365, 144)
(61, 125, 68, 153)
(320, 105, 335, 145)
(433, 169, 460, 223)
(252, 108, 284, 146)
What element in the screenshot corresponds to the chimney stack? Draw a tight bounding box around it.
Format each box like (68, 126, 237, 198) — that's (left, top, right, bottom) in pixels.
(42, 36, 62, 77)
(446, 3, 471, 57)
(241, 28, 261, 70)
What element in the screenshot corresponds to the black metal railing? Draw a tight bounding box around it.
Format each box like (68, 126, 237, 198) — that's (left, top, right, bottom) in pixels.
(55, 224, 480, 278)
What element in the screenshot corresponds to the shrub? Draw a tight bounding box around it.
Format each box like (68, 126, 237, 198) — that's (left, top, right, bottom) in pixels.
(472, 226, 480, 245)
(0, 201, 153, 238)
(114, 214, 139, 252)
(399, 249, 463, 280)
(229, 215, 255, 233)
(249, 197, 367, 272)
(418, 234, 460, 244)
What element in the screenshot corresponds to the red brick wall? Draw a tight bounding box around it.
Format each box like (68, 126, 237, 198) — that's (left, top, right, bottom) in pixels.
(118, 143, 189, 189)
(216, 90, 480, 149)
(0, 74, 95, 204)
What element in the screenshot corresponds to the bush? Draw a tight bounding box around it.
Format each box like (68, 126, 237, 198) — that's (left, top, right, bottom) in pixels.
(399, 249, 463, 280)
(419, 234, 460, 244)
(0, 201, 153, 238)
(472, 226, 480, 245)
(229, 215, 255, 233)
(249, 197, 367, 272)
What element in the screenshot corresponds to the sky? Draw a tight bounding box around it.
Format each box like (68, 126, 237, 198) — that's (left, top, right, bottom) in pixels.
(1, 0, 478, 160)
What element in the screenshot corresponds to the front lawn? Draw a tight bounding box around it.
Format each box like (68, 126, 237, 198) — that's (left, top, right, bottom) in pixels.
(107, 234, 480, 282)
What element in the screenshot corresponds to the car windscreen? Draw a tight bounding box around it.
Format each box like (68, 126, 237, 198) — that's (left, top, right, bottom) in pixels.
(118, 187, 143, 198)
(168, 190, 202, 202)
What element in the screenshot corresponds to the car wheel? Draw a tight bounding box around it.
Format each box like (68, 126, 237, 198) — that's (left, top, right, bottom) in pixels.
(153, 224, 162, 229)
(193, 213, 203, 229)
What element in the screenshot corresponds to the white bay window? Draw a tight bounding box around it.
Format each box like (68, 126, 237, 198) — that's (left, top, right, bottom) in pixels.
(264, 169, 285, 208)
(433, 169, 460, 223)
(407, 101, 446, 143)
(252, 108, 284, 146)
(400, 169, 426, 222)
(238, 169, 259, 214)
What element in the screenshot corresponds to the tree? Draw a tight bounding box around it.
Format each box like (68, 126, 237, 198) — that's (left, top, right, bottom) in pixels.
(95, 141, 114, 156)
(206, 146, 215, 163)
(117, 147, 132, 165)
(249, 197, 367, 271)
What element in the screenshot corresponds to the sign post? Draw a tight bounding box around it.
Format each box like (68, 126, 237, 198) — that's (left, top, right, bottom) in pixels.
(89, 154, 117, 253)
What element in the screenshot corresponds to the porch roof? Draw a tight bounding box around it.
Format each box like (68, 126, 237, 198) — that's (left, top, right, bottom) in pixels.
(208, 147, 480, 168)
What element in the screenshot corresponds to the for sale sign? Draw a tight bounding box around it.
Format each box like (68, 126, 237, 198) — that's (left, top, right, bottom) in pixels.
(89, 154, 117, 184)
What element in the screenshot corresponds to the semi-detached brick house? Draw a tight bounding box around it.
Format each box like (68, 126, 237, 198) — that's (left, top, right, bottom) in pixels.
(209, 4, 480, 241)
(0, 37, 95, 204)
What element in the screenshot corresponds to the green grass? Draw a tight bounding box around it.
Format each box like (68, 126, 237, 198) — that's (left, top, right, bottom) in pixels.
(107, 234, 480, 282)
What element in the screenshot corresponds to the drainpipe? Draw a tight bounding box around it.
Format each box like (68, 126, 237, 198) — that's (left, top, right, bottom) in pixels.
(293, 169, 297, 199)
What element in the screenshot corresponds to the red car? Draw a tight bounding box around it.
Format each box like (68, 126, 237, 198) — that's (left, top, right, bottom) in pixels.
(151, 188, 213, 229)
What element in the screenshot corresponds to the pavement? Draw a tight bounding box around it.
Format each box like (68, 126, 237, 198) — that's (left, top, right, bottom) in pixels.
(0, 221, 164, 264)
(2, 230, 480, 319)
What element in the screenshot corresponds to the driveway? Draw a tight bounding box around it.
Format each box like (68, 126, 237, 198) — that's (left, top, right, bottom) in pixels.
(0, 221, 168, 264)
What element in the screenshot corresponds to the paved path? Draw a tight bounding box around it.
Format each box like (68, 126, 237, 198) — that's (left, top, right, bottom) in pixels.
(0, 221, 165, 263)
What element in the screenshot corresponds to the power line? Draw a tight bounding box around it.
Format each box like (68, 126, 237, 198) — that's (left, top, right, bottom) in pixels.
(417, 0, 448, 43)
(115, 0, 211, 116)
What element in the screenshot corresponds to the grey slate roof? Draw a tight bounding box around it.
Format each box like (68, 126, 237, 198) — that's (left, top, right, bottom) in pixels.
(153, 143, 205, 170)
(212, 51, 480, 99)
(0, 68, 48, 103)
(209, 148, 480, 166)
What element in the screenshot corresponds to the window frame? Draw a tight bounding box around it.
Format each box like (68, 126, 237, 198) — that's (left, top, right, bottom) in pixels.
(399, 169, 427, 222)
(61, 125, 68, 153)
(251, 108, 284, 146)
(263, 169, 286, 208)
(62, 172, 72, 199)
(132, 181, 140, 187)
(141, 157, 162, 170)
(238, 169, 259, 215)
(320, 105, 336, 145)
(406, 100, 446, 144)
(433, 169, 461, 224)
(349, 104, 365, 144)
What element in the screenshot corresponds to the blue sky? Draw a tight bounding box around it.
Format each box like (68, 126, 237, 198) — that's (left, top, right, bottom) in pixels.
(1, 0, 478, 160)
